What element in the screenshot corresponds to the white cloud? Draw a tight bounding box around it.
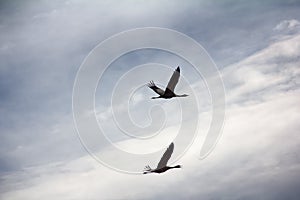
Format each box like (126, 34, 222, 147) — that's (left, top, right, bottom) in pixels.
(274, 19, 300, 32)
(272, 19, 300, 41)
(222, 33, 300, 104)
(1, 88, 299, 200)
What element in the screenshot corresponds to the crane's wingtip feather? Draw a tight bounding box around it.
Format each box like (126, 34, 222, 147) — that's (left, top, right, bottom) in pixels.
(170, 142, 174, 148)
(176, 66, 180, 73)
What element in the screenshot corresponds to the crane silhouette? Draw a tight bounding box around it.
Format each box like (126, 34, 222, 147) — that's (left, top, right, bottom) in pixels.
(143, 142, 181, 174)
(147, 66, 188, 99)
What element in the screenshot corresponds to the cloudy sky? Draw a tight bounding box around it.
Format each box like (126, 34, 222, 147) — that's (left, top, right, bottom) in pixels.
(1, 0, 300, 199)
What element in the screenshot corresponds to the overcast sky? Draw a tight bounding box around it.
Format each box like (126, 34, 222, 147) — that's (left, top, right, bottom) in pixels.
(1, 0, 300, 199)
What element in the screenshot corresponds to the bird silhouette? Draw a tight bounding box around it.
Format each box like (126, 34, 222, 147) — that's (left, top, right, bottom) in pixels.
(143, 142, 181, 174)
(147, 66, 188, 99)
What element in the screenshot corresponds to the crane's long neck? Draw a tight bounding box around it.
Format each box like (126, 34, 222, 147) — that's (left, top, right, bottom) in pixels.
(170, 165, 181, 169)
(176, 94, 188, 97)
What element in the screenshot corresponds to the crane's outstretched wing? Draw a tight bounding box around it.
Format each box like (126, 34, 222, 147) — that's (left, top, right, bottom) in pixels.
(166, 67, 180, 92)
(147, 80, 164, 95)
(157, 143, 174, 169)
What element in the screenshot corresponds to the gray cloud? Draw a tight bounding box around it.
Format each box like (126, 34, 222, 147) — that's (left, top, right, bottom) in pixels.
(1, 0, 300, 199)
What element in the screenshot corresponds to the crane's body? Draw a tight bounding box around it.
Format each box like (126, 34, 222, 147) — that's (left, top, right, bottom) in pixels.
(143, 143, 182, 174)
(148, 67, 188, 99)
